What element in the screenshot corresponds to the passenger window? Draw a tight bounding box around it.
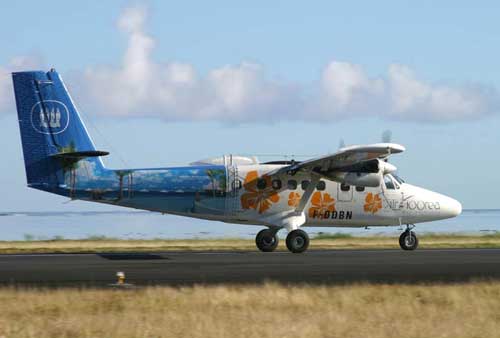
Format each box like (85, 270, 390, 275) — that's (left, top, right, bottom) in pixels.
(272, 179, 282, 190)
(316, 181, 326, 191)
(301, 180, 310, 190)
(287, 180, 297, 190)
(257, 178, 267, 190)
(355, 186, 365, 192)
(384, 175, 395, 190)
(340, 183, 350, 191)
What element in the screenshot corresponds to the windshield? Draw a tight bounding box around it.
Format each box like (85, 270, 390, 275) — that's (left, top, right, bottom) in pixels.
(392, 173, 405, 184)
(384, 175, 396, 190)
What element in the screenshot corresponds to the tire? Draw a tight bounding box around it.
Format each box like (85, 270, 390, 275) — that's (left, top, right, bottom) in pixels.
(286, 229, 310, 253)
(255, 229, 279, 252)
(399, 231, 419, 251)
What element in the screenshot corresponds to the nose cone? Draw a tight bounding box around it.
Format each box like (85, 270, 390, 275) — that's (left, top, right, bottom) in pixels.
(441, 196, 462, 218)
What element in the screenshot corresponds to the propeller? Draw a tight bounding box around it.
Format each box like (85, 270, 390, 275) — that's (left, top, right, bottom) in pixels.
(338, 138, 346, 149)
(381, 129, 392, 143)
(381, 130, 393, 163)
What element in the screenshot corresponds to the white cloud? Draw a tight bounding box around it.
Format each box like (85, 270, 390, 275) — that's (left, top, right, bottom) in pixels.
(383, 64, 497, 121)
(315, 61, 498, 122)
(77, 6, 301, 122)
(1, 5, 498, 123)
(317, 61, 386, 118)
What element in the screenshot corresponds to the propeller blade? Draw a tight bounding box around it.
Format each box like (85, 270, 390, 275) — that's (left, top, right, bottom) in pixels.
(381, 130, 392, 143)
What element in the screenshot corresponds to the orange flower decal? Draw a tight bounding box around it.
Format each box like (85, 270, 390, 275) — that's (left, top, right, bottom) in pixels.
(308, 192, 336, 219)
(364, 193, 382, 214)
(288, 192, 301, 207)
(240, 171, 280, 214)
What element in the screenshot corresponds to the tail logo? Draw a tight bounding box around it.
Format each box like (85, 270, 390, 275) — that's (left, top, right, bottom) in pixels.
(30, 100, 69, 134)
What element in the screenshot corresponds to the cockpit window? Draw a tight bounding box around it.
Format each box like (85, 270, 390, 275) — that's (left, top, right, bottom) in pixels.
(392, 174, 405, 184)
(384, 175, 395, 190)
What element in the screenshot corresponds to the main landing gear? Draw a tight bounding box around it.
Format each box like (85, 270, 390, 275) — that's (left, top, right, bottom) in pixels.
(286, 229, 310, 253)
(255, 228, 279, 252)
(399, 225, 419, 251)
(255, 228, 310, 253)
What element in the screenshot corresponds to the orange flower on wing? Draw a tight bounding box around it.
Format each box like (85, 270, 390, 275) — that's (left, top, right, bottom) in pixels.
(240, 170, 280, 214)
(288, 192, 301, 207)
(364, 193, 382, 214)
(308, 192, 336, 219)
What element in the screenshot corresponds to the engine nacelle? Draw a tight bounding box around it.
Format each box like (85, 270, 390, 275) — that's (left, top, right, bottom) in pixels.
(378, 160, 397, 175)
(328, 160, 397, 187)
(324, 159, 398, 187)
(329, 172, 382, 187)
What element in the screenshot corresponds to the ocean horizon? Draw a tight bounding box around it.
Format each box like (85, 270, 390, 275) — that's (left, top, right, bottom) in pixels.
(0, 209, 499, 241)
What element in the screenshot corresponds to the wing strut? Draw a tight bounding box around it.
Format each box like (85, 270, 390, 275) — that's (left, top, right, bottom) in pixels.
(295, 174, 320, 213)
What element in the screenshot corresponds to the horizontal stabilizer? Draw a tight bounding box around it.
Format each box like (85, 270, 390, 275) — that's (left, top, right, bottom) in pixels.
(50, 150, 109, 159)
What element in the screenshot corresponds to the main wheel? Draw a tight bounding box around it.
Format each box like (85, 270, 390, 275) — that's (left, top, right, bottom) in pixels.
(399, 231, 419, 251)
(286, 229, 310, 253)
(255, 229, 279, 252)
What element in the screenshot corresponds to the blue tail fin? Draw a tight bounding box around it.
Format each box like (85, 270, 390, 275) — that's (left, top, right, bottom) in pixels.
(12, 69, 107, 191)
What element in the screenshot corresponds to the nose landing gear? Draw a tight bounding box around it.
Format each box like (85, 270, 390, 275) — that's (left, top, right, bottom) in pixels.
(399, 225, 419, 251)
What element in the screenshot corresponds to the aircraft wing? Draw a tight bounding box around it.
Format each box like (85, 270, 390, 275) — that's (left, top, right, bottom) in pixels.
(271, 143, 405, 178)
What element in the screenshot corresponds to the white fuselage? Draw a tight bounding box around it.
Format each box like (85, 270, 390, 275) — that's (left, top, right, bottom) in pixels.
(220, 164, 462, 228)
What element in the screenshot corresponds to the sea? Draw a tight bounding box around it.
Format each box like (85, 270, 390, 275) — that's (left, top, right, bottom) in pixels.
(0, 209, 499, 241)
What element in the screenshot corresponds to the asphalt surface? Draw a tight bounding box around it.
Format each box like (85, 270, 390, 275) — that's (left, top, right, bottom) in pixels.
(1, 249, 500, 287)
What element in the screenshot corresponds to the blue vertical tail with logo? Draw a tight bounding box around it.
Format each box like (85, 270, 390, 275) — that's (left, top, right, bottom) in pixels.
(12, 69, 106, 192)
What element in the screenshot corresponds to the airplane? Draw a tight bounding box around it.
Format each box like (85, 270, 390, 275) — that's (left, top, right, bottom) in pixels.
(11, 69, 462, 253)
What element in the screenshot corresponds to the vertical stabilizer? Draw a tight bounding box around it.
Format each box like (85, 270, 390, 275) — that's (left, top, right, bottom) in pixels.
(12, 69, 106, 191)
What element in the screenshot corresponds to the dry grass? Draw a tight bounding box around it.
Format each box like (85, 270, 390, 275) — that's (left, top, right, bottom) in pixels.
(0, 282, 500, 338)
(1, 234, 500, 254)
(0, 238, 256, 254)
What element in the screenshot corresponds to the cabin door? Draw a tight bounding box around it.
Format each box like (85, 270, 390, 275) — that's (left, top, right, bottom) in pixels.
(224, 156, 241, 216)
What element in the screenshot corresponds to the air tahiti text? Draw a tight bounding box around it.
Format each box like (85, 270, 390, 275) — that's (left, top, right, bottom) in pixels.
(385, 199, 441, 210)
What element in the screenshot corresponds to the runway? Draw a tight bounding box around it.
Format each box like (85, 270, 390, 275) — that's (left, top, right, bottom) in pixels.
(1, 249, 500, 287)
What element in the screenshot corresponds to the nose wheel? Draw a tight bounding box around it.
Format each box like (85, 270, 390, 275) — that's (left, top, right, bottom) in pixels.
(399, 228, 419, 251)
(255, 229, 279, 252)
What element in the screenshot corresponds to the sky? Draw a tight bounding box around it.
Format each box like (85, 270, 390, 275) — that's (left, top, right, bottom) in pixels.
(1, 0, 499, 211)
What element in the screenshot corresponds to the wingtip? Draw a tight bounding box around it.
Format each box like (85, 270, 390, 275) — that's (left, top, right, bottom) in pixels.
(375, 143, 405, 153)
(340, 143, 405, 154)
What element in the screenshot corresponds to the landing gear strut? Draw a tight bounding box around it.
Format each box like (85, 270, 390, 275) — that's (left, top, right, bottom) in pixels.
(286, 229, 310, 253)
(399, 225, 418, 251)
(255, 229, 279, 252)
